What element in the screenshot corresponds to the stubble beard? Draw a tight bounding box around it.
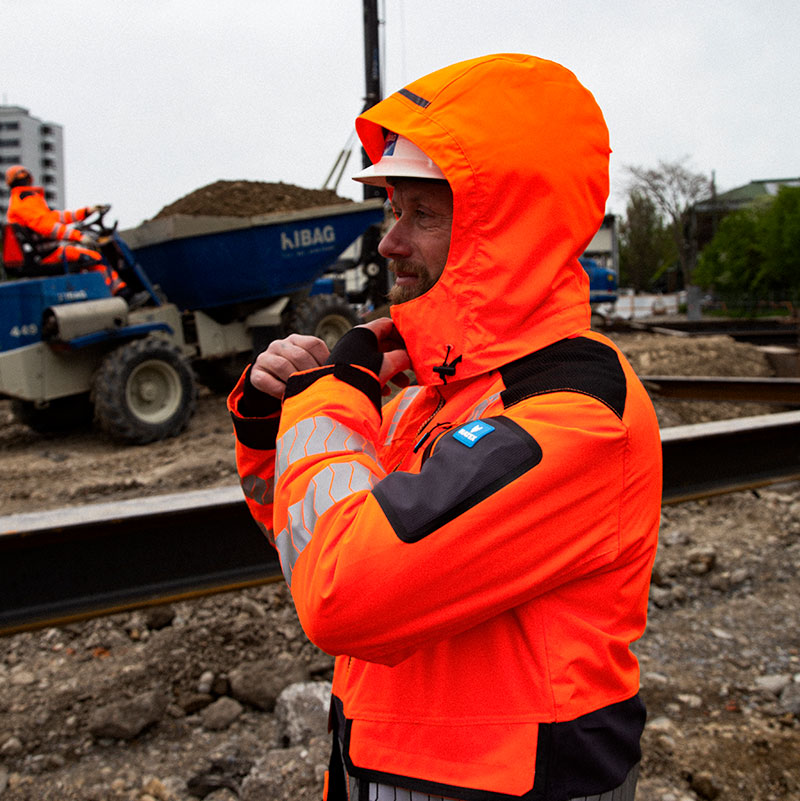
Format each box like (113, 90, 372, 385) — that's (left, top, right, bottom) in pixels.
(386, 260, 437, 305)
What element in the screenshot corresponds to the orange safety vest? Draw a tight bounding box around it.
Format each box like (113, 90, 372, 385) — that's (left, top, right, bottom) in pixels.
(230, 53, 661, 800)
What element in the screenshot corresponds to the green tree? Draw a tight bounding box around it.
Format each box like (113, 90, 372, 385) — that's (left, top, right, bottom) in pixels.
(618, 190, 677, 291)
(695, 186, 800, 300)
(625, 158, 711, 287)
(758, 186, 800, 293)
(693, 203, 765, 294)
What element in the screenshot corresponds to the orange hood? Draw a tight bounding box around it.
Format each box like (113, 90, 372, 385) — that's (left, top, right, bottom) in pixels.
(356, 53, 610, 385)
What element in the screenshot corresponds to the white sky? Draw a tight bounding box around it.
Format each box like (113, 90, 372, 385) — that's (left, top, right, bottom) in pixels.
(3, 0, 798, 229)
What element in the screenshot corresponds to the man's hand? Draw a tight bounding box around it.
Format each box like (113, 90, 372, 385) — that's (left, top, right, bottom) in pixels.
(357, 318, 412, 394)
(79, 234, 99, 248)
(250, 334, 330, 399)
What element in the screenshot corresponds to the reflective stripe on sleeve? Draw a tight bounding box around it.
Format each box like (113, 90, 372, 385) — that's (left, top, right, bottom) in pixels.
(240, 474, 274, 506)
(276, 416, 379, 477)
(276, 461, 377, 586)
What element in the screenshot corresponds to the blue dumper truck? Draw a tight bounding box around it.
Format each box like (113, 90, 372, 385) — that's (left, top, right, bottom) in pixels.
(0, 200, 384, 443)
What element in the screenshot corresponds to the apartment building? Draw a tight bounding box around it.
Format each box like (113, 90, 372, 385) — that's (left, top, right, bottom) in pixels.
(0, 105, 65, 217)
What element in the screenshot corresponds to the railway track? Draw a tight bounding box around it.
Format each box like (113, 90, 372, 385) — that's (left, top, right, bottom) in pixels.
(611, 317, 800, 347)
(2, 409, 800, 636)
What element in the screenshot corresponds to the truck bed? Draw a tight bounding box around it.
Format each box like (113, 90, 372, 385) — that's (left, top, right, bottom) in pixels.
(122, 200, 384, 311)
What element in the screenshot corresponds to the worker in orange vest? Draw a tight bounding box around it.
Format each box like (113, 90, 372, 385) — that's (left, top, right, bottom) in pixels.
(3, 164, 127, 296)
(229, 54, 662, 801)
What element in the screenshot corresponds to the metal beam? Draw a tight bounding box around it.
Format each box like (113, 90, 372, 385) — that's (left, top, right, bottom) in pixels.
(2, 411, 800, 635)
(661, 410, 800, 503)
(0, 487, 279, 636)
(643, 375, 800, 404)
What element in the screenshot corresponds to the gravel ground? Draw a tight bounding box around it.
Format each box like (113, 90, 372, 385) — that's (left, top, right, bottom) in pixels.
(1, 331, 799, 801)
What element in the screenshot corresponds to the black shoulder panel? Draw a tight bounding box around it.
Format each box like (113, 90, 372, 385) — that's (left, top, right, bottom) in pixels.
(500, 337, 627, 419)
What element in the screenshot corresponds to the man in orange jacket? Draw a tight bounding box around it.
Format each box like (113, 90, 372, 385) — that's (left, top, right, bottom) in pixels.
(229, 54, 661, 801)
(3, 164, 127, 295)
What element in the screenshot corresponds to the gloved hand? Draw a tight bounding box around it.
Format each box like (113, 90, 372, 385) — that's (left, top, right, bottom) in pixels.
(90, 204, 111, 215)
(80, 234, 99, 248)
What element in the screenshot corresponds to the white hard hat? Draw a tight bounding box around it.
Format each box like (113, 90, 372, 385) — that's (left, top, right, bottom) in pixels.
(352, 132, 446, 187)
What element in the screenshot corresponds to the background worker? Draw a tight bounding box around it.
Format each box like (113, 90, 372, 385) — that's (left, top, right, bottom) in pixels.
(3, 164, 127, 296)
(229, 53, 662, 801)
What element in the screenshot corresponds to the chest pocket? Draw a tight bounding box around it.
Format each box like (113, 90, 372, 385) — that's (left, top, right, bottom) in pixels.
(372, 415, 542, 543)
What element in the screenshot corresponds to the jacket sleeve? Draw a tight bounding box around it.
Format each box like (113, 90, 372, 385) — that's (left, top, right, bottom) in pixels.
(267, 329, 659, 667)
(228, 366, 283, 548)
(13, 191, 85, 242)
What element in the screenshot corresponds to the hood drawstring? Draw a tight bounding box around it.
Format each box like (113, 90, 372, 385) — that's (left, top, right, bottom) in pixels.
(432, 345, 462, 384)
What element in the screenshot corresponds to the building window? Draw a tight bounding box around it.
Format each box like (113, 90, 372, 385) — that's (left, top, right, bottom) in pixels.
(0, 121, 20, 131)
(41, 142, 54, 152)
(0, 138, 22, 147)
(45, 191, 57, 201)
(41, 157, 55, 169)
(40, 125, 53, 136)
(0, 155, 22, 164)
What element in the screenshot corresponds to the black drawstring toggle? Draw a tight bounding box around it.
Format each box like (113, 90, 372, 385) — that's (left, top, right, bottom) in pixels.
(432, 345, 462, 384)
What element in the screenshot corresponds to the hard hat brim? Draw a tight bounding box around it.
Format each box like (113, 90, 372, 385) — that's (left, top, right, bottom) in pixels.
(352, 134, 446, 187)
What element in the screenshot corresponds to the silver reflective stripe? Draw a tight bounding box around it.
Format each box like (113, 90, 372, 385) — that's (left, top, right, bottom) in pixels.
(274, 524, 298, 586)
(240, 474, 274, 506)
(277, 461, 376, 586)
(466, 392, 501, 422)
(384, 386, 423, 446)
(351, 778, 459, 800)
(276, 416, 379, 477)
(350, 764, 639, 801)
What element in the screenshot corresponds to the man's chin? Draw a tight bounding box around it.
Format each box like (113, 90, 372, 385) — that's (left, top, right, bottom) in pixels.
(388, 283, 428, 304)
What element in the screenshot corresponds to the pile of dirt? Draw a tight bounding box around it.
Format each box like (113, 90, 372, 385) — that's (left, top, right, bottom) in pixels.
(151, 181, 350, 220)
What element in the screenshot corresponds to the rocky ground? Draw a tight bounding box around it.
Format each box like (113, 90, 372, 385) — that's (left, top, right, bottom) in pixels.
(1, 330, 799, 801)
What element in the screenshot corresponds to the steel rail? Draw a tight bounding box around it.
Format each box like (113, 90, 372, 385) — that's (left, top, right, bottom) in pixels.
(2, 410, 800, 636)
(615, 318, 800, 346)
(642, 375, 800, 404)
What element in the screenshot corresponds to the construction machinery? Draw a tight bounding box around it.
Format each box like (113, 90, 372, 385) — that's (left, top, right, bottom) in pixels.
(0, 200, 384, 443)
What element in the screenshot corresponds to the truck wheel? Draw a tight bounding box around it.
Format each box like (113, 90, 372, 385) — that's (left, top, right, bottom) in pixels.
(11, 394, 93, 434)
(288, 294, 360, 350)
(92, 338, 197, 444)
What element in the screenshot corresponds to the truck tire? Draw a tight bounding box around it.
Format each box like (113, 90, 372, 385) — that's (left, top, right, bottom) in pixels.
(92, 338, 197, 445)
(11, 394, 93, 434)
(288, 294, 360, 350)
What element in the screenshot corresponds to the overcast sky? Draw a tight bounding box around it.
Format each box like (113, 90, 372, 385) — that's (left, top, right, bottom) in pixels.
(3, 0, 798, 229)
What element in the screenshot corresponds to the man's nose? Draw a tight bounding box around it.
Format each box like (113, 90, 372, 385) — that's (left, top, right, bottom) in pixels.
(378, 219, 411, 260)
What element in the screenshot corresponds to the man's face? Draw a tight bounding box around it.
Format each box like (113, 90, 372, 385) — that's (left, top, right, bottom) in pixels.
(378, 179, 453, 304)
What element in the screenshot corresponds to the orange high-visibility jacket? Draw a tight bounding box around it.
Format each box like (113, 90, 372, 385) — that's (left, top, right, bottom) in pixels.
(230, 54, 661, 800)
(6, 185, 91, 245)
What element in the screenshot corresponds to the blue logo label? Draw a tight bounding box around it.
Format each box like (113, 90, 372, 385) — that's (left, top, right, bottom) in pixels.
(453, 421, 495, 448)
